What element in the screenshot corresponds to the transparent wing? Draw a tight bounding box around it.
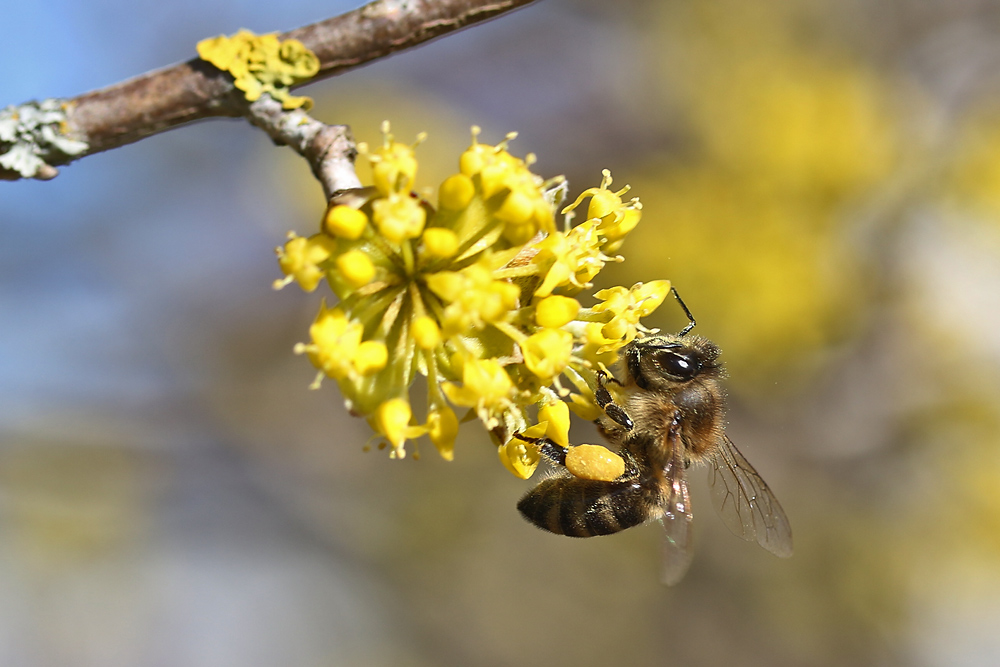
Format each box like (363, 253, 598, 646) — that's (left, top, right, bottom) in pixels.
(661, 428, 694, 585)
(708, 435, 793, 558)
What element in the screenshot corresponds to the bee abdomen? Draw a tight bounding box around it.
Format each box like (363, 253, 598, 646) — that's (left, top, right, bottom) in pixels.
(517, 478, 652, 537)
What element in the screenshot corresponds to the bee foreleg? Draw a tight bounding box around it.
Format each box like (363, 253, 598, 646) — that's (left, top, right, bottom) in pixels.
(596, 370, 634, 431)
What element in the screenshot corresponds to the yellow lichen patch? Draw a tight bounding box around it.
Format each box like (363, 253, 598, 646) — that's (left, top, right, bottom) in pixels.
(565, 445, 626, 482)
(196, 29, 319, 110)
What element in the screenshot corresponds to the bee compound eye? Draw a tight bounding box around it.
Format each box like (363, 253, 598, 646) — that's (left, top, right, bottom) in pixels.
(656, 350, 699, 380)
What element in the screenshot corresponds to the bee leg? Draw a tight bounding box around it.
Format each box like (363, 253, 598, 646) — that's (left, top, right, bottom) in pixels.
(597, 369, 624, 387)
(596, 370, 634, 431)
(512, 433, 568, 466)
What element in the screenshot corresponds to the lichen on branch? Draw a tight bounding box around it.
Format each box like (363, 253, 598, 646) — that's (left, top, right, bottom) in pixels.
(0, 0, 539, 181)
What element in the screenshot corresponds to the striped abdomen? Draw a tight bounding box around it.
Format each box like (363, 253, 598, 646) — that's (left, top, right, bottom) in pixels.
(517, 476, 660, 537)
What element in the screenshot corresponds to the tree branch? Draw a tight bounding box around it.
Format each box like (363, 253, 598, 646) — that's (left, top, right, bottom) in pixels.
(1, 0, 537, 182)
(245, 96, 362, 199)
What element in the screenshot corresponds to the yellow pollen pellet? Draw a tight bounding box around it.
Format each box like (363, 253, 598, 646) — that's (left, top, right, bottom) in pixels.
(324, 205, 368, 239)
(411, 316, 442, 349)
(565, 445, 625, 481)
(421, 228, 460, 258)
(535, 295, 581, 328)
(336, 250, 376, 287)
(439, 173, 475, 210)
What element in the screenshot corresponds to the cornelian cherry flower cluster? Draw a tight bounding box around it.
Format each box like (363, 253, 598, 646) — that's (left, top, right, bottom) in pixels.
(275, 123, 670, 478)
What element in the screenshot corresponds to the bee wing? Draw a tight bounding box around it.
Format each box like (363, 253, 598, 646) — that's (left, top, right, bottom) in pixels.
(661, 428, 694, 585)
(708, 434, 793, 558)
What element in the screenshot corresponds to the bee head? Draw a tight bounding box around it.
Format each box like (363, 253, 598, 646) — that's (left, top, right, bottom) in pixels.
(623, 334, 722, 390)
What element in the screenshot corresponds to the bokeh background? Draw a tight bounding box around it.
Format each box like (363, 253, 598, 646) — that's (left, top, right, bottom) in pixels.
(5, 0, 1000, 665)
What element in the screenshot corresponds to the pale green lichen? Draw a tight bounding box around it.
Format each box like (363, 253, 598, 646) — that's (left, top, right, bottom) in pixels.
(0, 99, 88, 178)
(197, 29, 320, 110)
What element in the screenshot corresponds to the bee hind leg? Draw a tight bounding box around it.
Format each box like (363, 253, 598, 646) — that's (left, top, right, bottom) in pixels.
(596, 370, 634, 431)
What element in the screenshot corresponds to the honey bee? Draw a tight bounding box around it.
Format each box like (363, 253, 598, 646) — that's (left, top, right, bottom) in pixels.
(517, 289, 793, 584)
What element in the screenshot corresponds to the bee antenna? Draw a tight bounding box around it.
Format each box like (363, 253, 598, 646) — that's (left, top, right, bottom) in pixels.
(672, 286, 697, 336)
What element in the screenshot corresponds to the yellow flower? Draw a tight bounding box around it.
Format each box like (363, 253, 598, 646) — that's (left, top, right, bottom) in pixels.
(458, 126, 556, 238)
(335, 249, 376, 288)
(274, 233, 336, 292)
(278, 125, 670, 471)
(497, 422, 547, 479)
(442, 358, 515, 428)
(522, 328, 574, 380)
(592, 280, 672, 352)
(372, 398, 426, 458)
(568, 391, 603, 421)
(353, 340, 388, 375)
(411, 316, 442, 350)
(538, 400, 571, 448)
(324, 205, 368, 239)
(297, 303, 364, 380)
(427, 405, 460, 461)
(363, 122, 423, 195)
(535, 295, 581, 328)
(439, 173, 475, 210)
(532, 220, 612, 297)
(421, 227, 459, 259)
(426, 260, 520, 334)
(372, 192, 426, 244)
